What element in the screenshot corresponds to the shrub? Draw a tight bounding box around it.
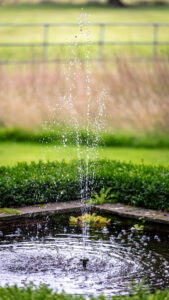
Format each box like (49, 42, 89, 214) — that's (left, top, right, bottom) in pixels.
(0, 127, 169, 148)
(0, 284, 168, 300)
(0, 160, 168, 210)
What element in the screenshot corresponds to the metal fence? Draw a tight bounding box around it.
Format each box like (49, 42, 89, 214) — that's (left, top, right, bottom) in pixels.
(0, 22, 169, 63)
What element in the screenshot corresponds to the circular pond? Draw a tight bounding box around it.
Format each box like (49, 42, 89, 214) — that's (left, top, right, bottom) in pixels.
(0, 213, 169, 296)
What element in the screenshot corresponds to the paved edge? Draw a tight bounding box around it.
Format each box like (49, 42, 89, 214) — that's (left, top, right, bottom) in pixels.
(93, 203, 169, 225)
(0, 201, 83, 222)
(0, 201, 169, 225)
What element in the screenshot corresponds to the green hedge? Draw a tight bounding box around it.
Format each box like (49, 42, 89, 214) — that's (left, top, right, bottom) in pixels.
(0, 127, 169, 148)
(0, 284, 168, 300)
(0, 160, 168, 210)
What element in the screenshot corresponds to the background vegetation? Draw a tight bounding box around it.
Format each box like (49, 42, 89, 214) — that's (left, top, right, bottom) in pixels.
(1, 0, 169, 4)
(0, 61, 169, 133)
(0, 4, 169, 60)
(0, 60, 168, 167)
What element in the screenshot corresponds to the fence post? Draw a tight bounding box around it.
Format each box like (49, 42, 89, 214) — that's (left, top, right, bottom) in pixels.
(43, 23, 49, 61)
(99, 23, 105, 60)
(153, 23, 159, 60)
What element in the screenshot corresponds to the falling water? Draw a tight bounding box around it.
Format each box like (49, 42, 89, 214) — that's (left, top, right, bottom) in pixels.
(56, 10, 107, 266)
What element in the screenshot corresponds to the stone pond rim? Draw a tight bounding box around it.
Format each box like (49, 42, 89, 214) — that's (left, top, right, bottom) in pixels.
(0, 201, 169, 226)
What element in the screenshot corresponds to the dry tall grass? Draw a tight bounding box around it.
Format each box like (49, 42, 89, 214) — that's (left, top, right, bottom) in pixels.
(0, 60, 169, 133)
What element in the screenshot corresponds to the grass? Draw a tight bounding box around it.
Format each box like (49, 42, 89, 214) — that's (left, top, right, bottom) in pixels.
(0, 3, 169, 60)
(0, 142, 168, 166)
(1, 3, 169, 24)
(0, 61, 169, 134)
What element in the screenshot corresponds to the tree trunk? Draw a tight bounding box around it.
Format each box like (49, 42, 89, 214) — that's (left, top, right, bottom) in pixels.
(108, 0, 125, 6)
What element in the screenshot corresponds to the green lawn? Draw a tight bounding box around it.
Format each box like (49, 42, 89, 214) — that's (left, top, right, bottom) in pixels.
(0, 4, 169, 60)
(0, 142, 168, 166)
(1, 4, 169, 23)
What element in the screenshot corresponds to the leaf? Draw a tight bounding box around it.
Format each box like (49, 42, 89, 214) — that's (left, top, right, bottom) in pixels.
(0, 208, 21, 215)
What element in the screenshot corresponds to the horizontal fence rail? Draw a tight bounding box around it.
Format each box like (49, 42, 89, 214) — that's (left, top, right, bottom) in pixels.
(0, 22, 169, 63)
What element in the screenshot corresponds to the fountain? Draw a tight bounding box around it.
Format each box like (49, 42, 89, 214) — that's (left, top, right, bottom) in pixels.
(59, 11, 106, 271)
(0, 11, 169, 298)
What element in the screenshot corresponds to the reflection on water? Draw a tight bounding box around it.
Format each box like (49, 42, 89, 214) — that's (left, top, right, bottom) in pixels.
(0, 214, 169, 296)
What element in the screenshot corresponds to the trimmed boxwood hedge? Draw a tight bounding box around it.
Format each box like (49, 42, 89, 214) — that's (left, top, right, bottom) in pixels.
(0, 160, 169, 210)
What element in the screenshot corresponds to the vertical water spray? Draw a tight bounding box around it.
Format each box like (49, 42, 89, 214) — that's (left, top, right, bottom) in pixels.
(55, 10, 106, 268)
(77, 12, 106, 268)
(78, 10, 92, 266)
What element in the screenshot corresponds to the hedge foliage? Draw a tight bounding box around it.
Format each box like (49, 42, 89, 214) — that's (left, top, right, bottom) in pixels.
(0, 284, 168, 300)
(0, 160, 168, 210)
(0, 127, 169, 148)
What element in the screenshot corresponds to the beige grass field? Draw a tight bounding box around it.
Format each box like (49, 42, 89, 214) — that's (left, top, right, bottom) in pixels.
(0, 60, 169, 134)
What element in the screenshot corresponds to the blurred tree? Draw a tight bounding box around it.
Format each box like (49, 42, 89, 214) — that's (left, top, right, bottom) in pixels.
(108, 0, 125, 6)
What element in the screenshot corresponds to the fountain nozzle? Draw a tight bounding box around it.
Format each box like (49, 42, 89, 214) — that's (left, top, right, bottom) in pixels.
(80, 258, 89, 270)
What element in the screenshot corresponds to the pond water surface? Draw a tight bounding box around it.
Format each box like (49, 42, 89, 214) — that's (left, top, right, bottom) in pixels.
(0, 213, 169, 296)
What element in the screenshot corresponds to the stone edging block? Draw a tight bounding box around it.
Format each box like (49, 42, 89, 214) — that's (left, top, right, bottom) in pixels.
(0, 201, 169, 226)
